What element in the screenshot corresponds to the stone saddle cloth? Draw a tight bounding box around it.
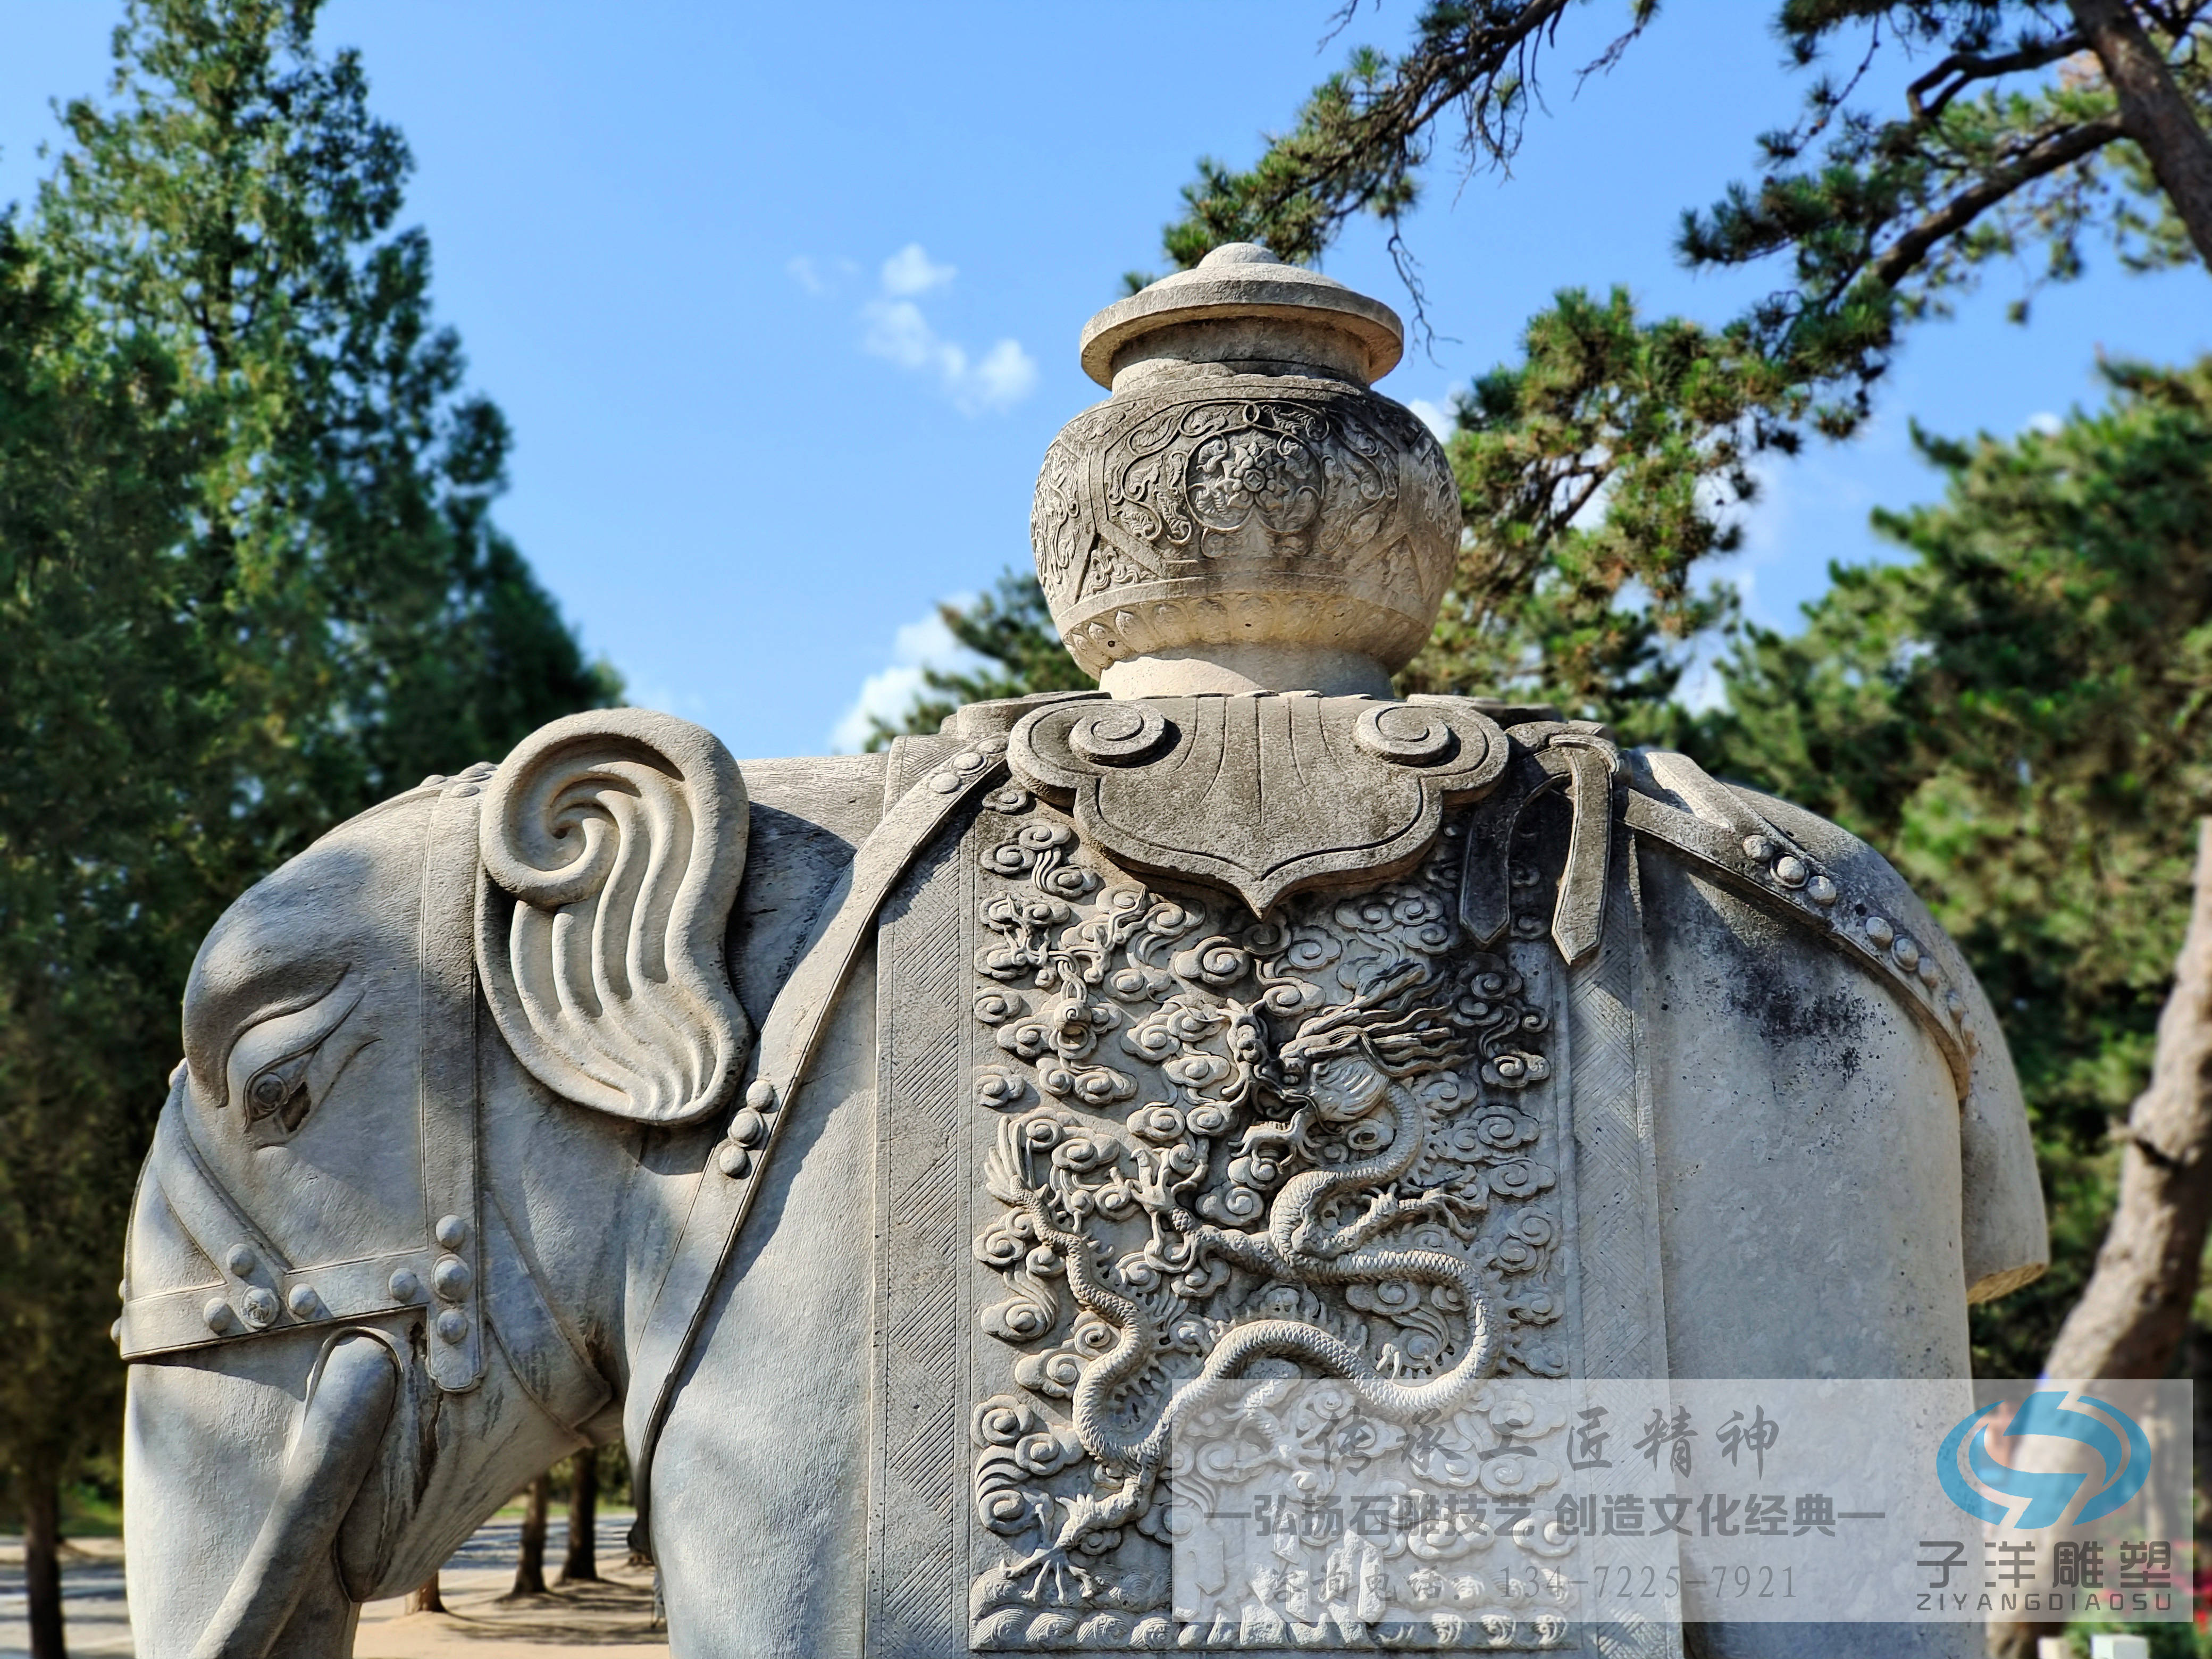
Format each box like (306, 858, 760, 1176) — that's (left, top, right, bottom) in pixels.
(821, 693, 2039, 1659)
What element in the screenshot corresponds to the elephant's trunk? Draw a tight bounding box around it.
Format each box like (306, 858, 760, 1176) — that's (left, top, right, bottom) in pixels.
(188, 1333, 399, 1659)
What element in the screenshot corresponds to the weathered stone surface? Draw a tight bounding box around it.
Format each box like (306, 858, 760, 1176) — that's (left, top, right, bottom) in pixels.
(1034, 245, 1459, 696)
(1007, 692, 1507, 911)
(118, 247, 2045, 1659)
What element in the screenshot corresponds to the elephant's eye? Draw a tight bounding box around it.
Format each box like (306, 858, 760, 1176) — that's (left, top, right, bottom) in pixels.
(244, 1051, 314, 1133)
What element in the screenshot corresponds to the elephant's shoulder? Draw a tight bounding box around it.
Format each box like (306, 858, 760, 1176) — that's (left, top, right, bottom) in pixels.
(1620, 748, 1981, 1092)
(1620, 747, 2048, 1303)
(738, 751, 892, 845)
(727, 752, 890, 1025)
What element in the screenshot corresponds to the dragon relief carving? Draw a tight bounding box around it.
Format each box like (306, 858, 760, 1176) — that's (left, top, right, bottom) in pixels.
(963, 788, 1571, 1649)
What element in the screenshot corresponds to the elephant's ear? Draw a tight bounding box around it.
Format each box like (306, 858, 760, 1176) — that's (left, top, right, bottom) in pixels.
(476, 708, 750, 1125)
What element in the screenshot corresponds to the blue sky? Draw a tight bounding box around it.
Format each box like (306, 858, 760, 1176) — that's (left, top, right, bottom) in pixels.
(3, 3, 2206, 760)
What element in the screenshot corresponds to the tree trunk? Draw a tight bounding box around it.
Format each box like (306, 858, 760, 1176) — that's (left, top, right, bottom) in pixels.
(1991, 820, 2212, 1659)
(507, 1473, 550, 1597)
(2191, 1322, 2212, 1536)
(2066, 0, 2212, 267)
(22, 1462, 66, 1659)
(2045, 819, 2212, 1378)
(557, 1447, 599, 1585)
(405, 1572, 445, 1615)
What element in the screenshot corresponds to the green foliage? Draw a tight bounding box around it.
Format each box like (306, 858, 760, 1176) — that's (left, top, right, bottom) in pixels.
(1698, 357, 2212, 1373)
(868, 567, 1092, 748)
(1405, 287, 1806, 735)
(0, 219, 203, 1513)
(0, 0, 615, 1541)
(1678, 4, 2199, 420)
(1144, 1, 2207, 714)
(1148, 3, 1660, 298)
(37, 0, 617, 868)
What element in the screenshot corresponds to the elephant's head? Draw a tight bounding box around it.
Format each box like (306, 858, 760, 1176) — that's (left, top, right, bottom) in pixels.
(120, 709, 751, 1659)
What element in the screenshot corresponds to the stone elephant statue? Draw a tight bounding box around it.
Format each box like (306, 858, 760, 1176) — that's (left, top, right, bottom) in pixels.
(120, 246, 2050, 1659)
(116, 695, 2047, 1659)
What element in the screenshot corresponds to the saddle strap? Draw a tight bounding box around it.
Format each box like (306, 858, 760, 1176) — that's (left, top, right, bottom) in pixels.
(1456, 722, 1618, 966)
(623, 737, 1015, 1551)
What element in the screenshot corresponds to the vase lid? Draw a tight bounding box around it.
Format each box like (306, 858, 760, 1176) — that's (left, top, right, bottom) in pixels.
(1077, 243, 1404, 389)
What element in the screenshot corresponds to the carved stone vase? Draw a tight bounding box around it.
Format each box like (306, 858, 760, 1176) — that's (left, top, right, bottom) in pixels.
(1030, 245, 1457, 699)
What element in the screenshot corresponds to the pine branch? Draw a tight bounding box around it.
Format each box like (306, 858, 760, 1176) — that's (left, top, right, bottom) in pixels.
(1869, 112, 2128, 285)
(1906, 32, 2088, 124)
(2067, 0, 2212, 264)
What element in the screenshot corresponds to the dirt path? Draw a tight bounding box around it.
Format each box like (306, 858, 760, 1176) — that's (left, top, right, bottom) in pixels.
(1, 1514, 670, 1658)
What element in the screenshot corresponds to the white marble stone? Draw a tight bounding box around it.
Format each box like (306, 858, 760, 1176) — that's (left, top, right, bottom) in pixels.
(118, 248, 2045, 1659)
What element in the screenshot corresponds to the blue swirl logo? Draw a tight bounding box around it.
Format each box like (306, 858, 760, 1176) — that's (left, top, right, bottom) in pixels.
(1938, 1392, 2150, 1529)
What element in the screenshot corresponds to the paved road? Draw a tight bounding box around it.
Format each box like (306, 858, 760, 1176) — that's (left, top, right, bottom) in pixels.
(1, 1514, 667, 1658)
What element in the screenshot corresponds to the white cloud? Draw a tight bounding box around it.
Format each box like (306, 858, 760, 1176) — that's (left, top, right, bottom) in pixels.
(828, 605, 983, 753)
(968, 337, 1040, 411)
(623, 681, 711, 721)
(860, 297, 940, 372)
(1407, 383, 1465, 444)
(856, 245, 1036, 415)
(2025, 410, 2064, 436)
(786, 254, 859, 296)
(880, 242, 957, 297)
(1408, 397, 1456, 442)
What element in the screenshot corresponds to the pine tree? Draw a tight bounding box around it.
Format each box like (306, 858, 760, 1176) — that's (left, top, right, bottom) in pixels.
(1, 6, 616, 1650)
(0, 215, 202, 1659)
(1145, 2, 2211, 714)
(36, 0, 617, 871)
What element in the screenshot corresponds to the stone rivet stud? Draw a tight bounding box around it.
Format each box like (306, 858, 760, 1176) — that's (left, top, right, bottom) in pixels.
(388, 1268, 421, 1303)
(435, 1310, 469, 1344)
(118, 1279, 129, 1302)
(287, 1284, 319, 1320)
(434, 1213, 469, 1251)
(432, 1255, 472, 1302)
(1806, 875, 1839, 907)
(1945, 990, 1966, 1018)
(1742, 834, 1776, 864)
(225, 1242, 257, 1278)
(716, 1142, 751, 1178)
(1864, 915, 1895, 949)
(745, 1079, 778, 1113)
(203, 1297, 236, 1335)
(951, 749, 986, 773)
(1892, 935, 1921, 971)
(728, 1108, 767, 1149)
(979, 735, 1009, 756)
(241, 1287, 279, 1328)
(927, 772, 962, 794)
(1773, 854, 1809, 889)
(1918, 956, 1941, 987)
